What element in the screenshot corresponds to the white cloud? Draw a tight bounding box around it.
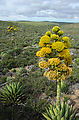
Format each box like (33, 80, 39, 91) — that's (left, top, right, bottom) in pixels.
(0, 0, 79, 22)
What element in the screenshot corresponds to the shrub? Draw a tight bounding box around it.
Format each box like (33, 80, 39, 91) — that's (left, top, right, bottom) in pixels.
(6, 76, 12, 82)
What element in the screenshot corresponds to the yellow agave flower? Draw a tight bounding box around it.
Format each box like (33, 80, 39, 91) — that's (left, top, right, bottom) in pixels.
(14, 28, 17, 31)
(52, 42, 65, 52)
(40, 35, 50, 44)
(40, 47, 51, 54)
(67, 67, 72, 76)
(10, 27, 13, 30)
(57, 30, 64, 36)
(51, 34, 60, 40)
(36, 51, 45, 57)
(62, 36, 70, 42)
(39, 61, 49, 69)
(64, 41, 71, 48)
(45, 31, 51, 37)
(52, 26, 60, 33)
(64, 56, 72, 66)
(39, 42, 45, 47)
(57, 63, 68, 72)
(48, 58, 61, 66)
(46, 70, 57, 80)
(59, 49, 71, 58)
(8, 29, 11, 32)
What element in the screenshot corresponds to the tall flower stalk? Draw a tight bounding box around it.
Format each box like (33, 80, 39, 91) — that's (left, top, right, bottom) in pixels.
(57, 79, 61, 111)
(8, 25, 18, 47)
(36, 26, 76, 120)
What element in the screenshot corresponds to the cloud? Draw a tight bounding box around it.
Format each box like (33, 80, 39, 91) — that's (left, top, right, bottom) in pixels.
(0, 0, 79, 22)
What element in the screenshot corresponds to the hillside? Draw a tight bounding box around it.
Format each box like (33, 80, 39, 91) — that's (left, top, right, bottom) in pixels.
(0, 21, 79, 120)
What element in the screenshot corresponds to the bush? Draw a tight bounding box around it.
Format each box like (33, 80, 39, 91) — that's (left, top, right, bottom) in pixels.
(6, 76, 12, 82)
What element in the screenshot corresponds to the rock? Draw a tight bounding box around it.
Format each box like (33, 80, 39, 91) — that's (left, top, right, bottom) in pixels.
(69, 86, 74, 94)
(77, 66, 79, 69)
(72, 83, 79, 96)
(74, 90, 79, 97)
(0, 72, 3, 78)
(21, 73, 29, 77)
(0, 72, 3, 75)
(40, 93, 47, 99)
(23, 46, 31, 50)
(71, 95, 78, 100)
(25, 65, 34, 71)
(67, 99, 73, 105)
(73, 83, 79, 90)
(69, 49, 76, 56)
(6, 72, 13, 77)
(76, 113, 79, 118)
(32, 44, 39, 48)
(73, 58, 76, 62)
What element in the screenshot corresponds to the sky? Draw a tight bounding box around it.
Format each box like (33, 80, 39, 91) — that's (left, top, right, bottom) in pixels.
(0, 0, 79, 22)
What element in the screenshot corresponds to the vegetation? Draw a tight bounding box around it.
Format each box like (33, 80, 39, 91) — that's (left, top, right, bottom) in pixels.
(0, 82, 24, 106)
(0, 21, 79, 119)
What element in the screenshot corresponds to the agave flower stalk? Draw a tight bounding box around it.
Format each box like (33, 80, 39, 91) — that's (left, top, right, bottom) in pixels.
(36, 26, 76, 119)
(57, 79, 61, 111)
(56, 79, 61, 120)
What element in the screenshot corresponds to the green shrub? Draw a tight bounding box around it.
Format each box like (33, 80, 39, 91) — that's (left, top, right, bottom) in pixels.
(0, 76, 7, 84)
(6, 76, 12, 82)
(11, 68, 16, 72)
(3, 68, 9, 74)
(17, 67, 27, 75)
(76, 58, 79, 65)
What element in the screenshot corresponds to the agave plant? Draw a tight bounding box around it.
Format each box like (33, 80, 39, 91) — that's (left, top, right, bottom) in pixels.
(43, 101, 76, 120)
(35, 26, 77, 120)
(0, 82, 24, 106)
(43, 79, 76, 120)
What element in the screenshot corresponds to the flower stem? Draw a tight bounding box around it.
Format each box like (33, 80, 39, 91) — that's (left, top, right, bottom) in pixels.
(57, 79, 61, 110)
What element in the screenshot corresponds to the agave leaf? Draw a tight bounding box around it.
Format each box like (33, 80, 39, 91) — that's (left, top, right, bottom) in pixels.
(60, 101, 65, 117)
(49, 109, 55, 119)
(49, 104, 53, 110)
(46, 108, 51, 117)
(65, 103, 69, 119)
(53, 107, 58, 116)
(61, 116, 65, 120)
(65, 102, 67, 111)
(70, 109, 77, 120)
(16, 86, 23, 96)
(42, 113, 51, 120)
(53, 102, 56, 108)
(69, 105, 74, 116)
(1, 88, 13, 101)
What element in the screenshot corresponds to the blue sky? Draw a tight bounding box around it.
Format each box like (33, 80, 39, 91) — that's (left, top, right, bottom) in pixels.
(0, 0, 79, 22)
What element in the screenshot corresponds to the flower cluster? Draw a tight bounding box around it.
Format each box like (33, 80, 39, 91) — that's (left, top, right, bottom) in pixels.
(59, 49, 72, 65)
(39, 61, 49, 69)
(51, 34, 60, 41)
(48, 58, 61, 66)
(36, 47, 51, 57)
(52, 42, 65, 52)
(8, 26, 18, 32)
(36, 26, 72, 81)
(39, 58, 72, 81)
(62, 36, 71, 49)
(45, 31, 51, 37)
